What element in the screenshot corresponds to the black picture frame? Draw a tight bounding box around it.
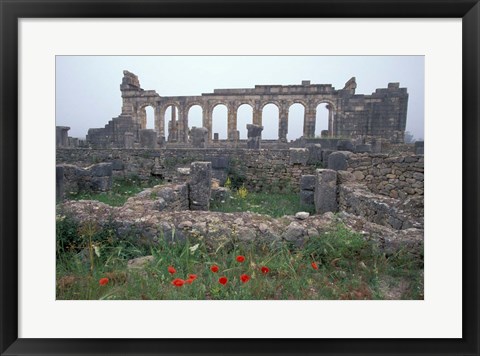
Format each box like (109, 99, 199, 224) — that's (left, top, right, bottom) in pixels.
(1, 0, 478, 355)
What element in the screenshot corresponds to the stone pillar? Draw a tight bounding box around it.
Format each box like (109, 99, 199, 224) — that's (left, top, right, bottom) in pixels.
(303, 105, 316, 138)
(169, 106, 177, 142)
(56, 165, 64, 202)
(300, 175, 315, 207)
(326, 104, 334, 136)
(139, 129, 158, 148)
(190, 127, 208, 148)
(246, 124, 263, 149)
(253, 102, 262, 126)
(227, 103, 237, 141)
(278, 106, 288, 142)
(56, 126, 70, 147)
(188, 162, 212, 211)
(314, 169, 338, 214)
(124, 132, 134, 148)
(203, 106, 213, 142)
(177, 105, 187, 143)
(213, 133, 219, 141)
(138, 107, 147, 129)
(155, 106, 163, 138)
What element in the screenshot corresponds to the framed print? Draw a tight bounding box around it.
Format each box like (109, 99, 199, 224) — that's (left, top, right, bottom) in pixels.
(1, 0, 479, 355)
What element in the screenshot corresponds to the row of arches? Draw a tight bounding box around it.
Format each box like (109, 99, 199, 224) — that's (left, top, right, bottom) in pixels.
(142, 102, 333, 141)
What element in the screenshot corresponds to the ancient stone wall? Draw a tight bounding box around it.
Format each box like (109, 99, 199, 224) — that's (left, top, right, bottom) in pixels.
(86, 71, 409, 147)
(345, 153, 424, 199)
(56, 148, 317, 193)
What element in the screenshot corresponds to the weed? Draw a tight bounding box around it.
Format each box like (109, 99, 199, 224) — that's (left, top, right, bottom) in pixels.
(56, 222, 423, 300)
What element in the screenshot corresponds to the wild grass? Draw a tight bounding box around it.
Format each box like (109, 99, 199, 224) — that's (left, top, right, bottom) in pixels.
(56, 218, 423, 300)
(66, 176, 164, 206)
(210, 191, 315, 218)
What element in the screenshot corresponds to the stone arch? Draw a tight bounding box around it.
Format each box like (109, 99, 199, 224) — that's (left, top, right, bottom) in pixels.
(289, 99, 308, 110)
(187, 104, 203, 132)
(160, 102, 180, 142)
(260, 100, 281, 111)
(261, 103, 280, 139)
(237, 103, 254, 139)
(136, 102, 157, 130)
(314, 99, 337, 137)
(185, 101, 204, 113)
(287, 102, 306, 141)
(211, 103, 228, 140)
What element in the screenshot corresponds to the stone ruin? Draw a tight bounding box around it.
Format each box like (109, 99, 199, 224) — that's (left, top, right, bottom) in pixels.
(82, 70, 409, 148)
(56, 70, 423, 259)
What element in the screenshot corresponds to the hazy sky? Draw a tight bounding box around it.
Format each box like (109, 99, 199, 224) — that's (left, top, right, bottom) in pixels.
(56, 56, 424, 141)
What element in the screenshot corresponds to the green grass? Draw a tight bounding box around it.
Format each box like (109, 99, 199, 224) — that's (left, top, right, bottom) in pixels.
(210, 191, 315, 218)
(66, 176, 164, 206)
(56, 218, 423, 300)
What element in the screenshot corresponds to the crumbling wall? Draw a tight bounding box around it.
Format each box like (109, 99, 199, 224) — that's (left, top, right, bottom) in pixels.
(56, 162, 113, 199)
(345, 153, 424, 199)
(56, 148, 318, 193)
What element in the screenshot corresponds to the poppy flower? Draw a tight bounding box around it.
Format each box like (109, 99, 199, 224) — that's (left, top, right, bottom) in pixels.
(261, 266, 270, 274)
(185, 278, 194, 284)
(311, 262, 319, 270)
(171, 278, 185, 287)
(210, 265, 219, 273)
(218, 276, 228, 285)
(240, 274, 250, 283)
(236, 255, 245, 263)
(99, 277, 109, 286)
(168, 266, 176, 275)
(188, 274, 197, 280)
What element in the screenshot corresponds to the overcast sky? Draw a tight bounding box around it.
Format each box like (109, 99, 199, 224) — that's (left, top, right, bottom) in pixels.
(56, 56, 424, 141)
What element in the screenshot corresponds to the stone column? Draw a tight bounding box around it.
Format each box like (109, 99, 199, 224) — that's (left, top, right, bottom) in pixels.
(188, 162, 212, 211)
(155, 106, 163, 138)
(253, 101, 262, 126)
(246, 124, 263, 149)
(326, 104, 334, 137)
(56, 126, 70, 147)
(56, 165, 64, 202)
(314, 169, 338, 214)
(227, 103, 237, 141)
(168, 105, 178, 142)
(278, 104, 289, 142)
(303, 105, 316, 138)
(203, 105, 213, 142)
(177, 105, 187, 143)
(138, 107, 146, 129)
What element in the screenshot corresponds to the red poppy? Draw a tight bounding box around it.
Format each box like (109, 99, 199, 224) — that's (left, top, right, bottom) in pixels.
(171, 278, 185, 287)
(311, 262, 319, 270)
(99, 277, 109, 286)
(188, 274, 197, 280)
(218, 276, 228, 285)
(168, 266, 176, 275)
(261, 266, 270, 274)
(185, 278, 194, 284)
(210, 265, 219, 273)
(240, 274, 250, 283)
(236, 255, 245, 263)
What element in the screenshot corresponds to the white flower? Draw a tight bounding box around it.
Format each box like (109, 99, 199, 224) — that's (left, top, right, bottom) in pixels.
(189, 243, 199, 254)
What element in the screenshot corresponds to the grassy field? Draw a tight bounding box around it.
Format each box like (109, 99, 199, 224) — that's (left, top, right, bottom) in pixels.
(66, 176, 164, 206)
(56, 217, 423, 300)
(210, 190, 315, 218)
